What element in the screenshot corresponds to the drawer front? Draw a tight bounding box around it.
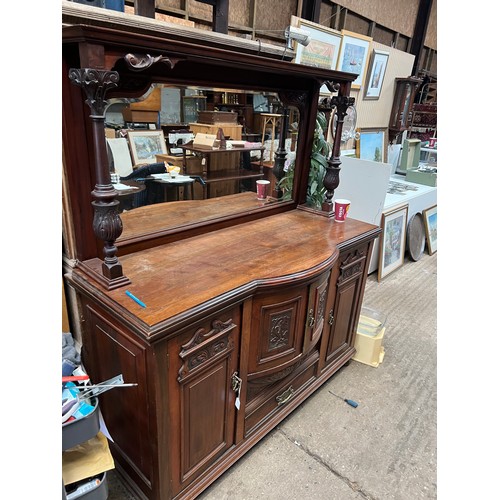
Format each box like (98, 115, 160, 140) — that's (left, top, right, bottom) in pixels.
(244, 353, 318, 437)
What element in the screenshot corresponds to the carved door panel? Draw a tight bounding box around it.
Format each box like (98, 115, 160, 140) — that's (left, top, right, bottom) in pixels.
(167, 306, 240, 496)
(303, 270, 330, 355)
(247, 285, 307, 381)
(325, 246, 368, 366)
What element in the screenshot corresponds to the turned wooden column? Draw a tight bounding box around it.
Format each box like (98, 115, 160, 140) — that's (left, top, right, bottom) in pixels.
(272, 107, 289, 199)
(69, 68, 130, 288)
(319, 84, 355, 214)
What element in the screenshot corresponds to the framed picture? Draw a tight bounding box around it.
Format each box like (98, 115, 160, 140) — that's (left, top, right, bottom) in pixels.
(364, 49, 389, 100)
(378, 204, 409, 281)
(290, 16, 342, 95)
(336, 30, 372, 90)
(356, 128, 388, 163)
(127, 130, 167, 165)
(423, 205, 437, 255)
(291, 16, 342, 70)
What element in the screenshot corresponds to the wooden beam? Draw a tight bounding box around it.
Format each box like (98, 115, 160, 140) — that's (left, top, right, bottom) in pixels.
(213, 0, 228, 33)
(195, 0, 228, 33)
(134, 0, 155, 18)
(301, 0, 321, 23)
(410, 0, 433, 75)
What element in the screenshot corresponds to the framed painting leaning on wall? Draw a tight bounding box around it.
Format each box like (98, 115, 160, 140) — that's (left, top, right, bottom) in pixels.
(364, 49, 389, 100)
(378, 204, 409, 281)
(336, 30, 372, 90)
(423, 205, 437, 255)
(356, 127, 388, 163)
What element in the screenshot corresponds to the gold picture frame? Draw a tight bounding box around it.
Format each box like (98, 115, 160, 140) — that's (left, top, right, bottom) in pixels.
(290, 16, 342, 71)
(336, 30, 373, 90)
(355, 127, 388, 163)
(423, 205, 437, 255)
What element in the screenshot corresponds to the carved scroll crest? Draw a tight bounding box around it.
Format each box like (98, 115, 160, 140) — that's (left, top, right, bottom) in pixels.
(124, 53, 176, 71)
(338, 248, 367, 284)
(177, 318, 236, 382)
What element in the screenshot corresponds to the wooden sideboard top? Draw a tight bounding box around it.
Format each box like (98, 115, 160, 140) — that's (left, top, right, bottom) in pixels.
(72, 209, 378, 334)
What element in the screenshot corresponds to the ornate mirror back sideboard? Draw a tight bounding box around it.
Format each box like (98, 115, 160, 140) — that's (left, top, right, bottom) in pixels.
(62, 8, 380, 500)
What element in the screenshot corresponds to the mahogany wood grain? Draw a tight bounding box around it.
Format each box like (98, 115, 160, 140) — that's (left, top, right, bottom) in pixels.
(74, 211, 378, 331)
(69, 214, 379, 500)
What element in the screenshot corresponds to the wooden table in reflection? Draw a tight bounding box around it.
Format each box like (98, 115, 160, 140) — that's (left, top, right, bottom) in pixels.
(148, 174, 196, 202)
(113, 180, 146, 212)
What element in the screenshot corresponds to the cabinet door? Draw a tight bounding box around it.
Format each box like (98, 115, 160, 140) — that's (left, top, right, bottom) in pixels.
(247, 284, 308, 382)
(167, 307, 240, 496)
(303, 270, 331, 355)
(324, 245, 368, 366)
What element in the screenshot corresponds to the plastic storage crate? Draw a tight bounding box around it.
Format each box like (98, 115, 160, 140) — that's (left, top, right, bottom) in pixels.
(62, 397, 100, 451)
(64, 472, 108, 500)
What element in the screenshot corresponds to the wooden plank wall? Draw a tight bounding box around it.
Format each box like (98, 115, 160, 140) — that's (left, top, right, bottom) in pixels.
(331, 0, 436, 51)
(128, 1, 436, 54)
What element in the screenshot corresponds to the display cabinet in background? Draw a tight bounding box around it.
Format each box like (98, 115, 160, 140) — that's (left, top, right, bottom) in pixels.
(388, 76, 422, 144)
(182, 95, 207, 123)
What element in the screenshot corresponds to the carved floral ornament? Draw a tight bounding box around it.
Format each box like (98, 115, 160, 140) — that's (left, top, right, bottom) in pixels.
(124, 53, 176, 71)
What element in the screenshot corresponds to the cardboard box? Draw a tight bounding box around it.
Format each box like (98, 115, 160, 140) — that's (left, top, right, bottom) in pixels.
(352, 327, 386, 368)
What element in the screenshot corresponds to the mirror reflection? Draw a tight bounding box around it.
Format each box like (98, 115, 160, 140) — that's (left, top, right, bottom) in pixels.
(104, 84, 300, 242)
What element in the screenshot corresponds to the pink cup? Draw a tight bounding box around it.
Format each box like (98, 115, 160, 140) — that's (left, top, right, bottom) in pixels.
(256, 180, 271, 200)
(334, 199, 351, 222)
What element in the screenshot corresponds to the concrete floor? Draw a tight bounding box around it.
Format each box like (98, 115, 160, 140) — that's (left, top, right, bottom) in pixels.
(107, 252, 437, 500)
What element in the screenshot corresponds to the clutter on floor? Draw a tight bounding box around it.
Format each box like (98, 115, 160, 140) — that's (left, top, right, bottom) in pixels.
(62, 332, 136, 500)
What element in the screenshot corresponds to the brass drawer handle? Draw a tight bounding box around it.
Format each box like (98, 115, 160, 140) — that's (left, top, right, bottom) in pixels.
(276, 386, 294, 406)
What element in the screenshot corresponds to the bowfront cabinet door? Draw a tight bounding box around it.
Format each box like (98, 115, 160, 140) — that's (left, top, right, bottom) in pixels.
(167, 306, 241, 496)
(303, 270, 331, 356)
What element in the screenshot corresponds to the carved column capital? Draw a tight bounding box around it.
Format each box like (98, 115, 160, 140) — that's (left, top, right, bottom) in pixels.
(68, 68, 119, 117)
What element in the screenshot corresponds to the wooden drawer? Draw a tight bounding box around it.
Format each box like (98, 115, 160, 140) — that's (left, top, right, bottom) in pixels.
(244, 352, 318, 437)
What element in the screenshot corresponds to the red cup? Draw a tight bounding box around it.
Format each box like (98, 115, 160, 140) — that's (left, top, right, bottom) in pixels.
(334, 199, 351, 222)
(256, 180, 270, 200)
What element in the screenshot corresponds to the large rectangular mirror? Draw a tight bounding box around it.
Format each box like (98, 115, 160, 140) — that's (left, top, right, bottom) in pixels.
(104, 84, 301, 247)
